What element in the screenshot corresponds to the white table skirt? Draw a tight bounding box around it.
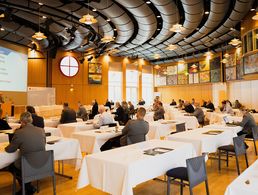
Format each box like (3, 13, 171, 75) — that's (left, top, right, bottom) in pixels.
(167, 127, 238, 155)
(44, 127, 63, 137)
(77, 140, 196, 195)
(0, 137, 82, 170)
(58, 122, 94, 137)
(203, 124, 242, 135)
(44, 118, 84, 128)
(72, 127, 122, 154)
(225, 160, 258, 195)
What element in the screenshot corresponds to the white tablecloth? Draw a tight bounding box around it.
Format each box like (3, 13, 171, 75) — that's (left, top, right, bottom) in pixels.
(167, 127, 238, 155)
(225, 160, 258, 195)
(0, 137, 82, 170)
(8, 123, 21, 129)
(44, 118, 84, 128)
(72, 127, 122, 154)
(147, 120, 183, 139)
(207, 113, 242, 124)
(77, 140, 196, 195)
(58, 122, 94, 137)
(203, 124, 242, 135)
(44, 127, 63, 137)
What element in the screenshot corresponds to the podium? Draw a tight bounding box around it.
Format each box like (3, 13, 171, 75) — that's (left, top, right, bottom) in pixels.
(0, 101, 12, 116)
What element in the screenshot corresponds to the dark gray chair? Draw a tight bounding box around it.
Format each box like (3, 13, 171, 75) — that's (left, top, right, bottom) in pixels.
(13, 150, 56, 195)
(245, 126, 258, 155)
(166, 155, 209, 195)
(171, 123, 186, 134)
(218, 135, 248, 175)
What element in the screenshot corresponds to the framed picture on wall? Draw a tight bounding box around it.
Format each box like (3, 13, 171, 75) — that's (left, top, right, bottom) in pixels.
(225, 67, 236, 81)
(243, 52, 258, 74)
(210, 69, 221, 82)
(210, 56, 221, 70)
(88, 62, 102, 84)
(167, 66, 177, 75)
(167, 75, 177, 85)
(199, 61, 209, 71)
(199, 71, 210, 83)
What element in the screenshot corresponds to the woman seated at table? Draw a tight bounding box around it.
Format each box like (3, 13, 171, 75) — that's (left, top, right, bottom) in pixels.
(93, 105, 114, 128)
(153, 101, 165, 121)
(100, 107, 149, 151)
(222, 100, 234, 115)
(0, 108, 11, 130)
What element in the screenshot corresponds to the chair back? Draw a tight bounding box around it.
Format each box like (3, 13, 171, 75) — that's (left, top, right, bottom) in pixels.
(45, 132, 51, 137)
(252, 126, 258, 141)
(108, 123, 117, 127)
(233, 135, 246, 156)
(186, 155, 208, 189)
(21, 150, 55, 183)
(176, 123, 186, 133)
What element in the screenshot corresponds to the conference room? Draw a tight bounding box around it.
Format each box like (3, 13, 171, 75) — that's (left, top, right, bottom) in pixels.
(1, 0, 258, 194)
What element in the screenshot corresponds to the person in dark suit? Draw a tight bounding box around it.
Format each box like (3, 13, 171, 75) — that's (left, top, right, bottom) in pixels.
(89, 100, 98, 119)
(59, 103, 77, 124)
(184, 101, 195, 113)
(5, 112, 46, 194)
(104, 99, 112, 110)
(0, 108, 11, 130)
(76, 102, 88, 121)
(170, 99, 177, 106)
(153, 101, 165, 121)
(191, 102, 205, 125)
(206, 100, 215, 111)
(26, 106, 44, 128)
(100, 107, 149, 151)
(113, 102, 125, 125)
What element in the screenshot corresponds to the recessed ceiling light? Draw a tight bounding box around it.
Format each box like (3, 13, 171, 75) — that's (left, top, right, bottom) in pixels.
(146, 1, 151, 4)
(196, 28, 199, 30)
(38, 2, 43, 5)
(0, 27, 5, 31)
(92, 8, 97, 12)
(251, 8, 255, 11)
(157, 15, 161, 18)
(42, 15, 47, 19)
(157, 28, 160, 31)
(114, 28, 117, 31)
(204, 11, 209, 15)
(230, 27, 235, 31)
(106, 18, 110, 22)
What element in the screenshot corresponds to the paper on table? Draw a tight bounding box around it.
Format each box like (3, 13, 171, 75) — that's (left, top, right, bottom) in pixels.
(202, 130, 224, 135)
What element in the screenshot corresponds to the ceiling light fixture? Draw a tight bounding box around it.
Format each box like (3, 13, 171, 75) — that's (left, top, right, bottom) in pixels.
(92, 8, 97, 12)
(252, 12, 258, 20)
(0, 13, 5, 18)
(166, 44, 177, 50)
(146, 1, 151, 4)
(204, 11, 209, 15)
(32, 3, 47, 40)
(170, 23, 185, 33)
(222, 58, 228, 64)
(101, 35, 114, 43)
(154, 65, 161, 69)
(0, 27, 5, 31)
(251, 8, 255, 11)
(154, 54, 160, 59)
(106, 18, 111, 22)
(157, 15, 161, 18)
(79, 1, 97, 25)
(229, 38, 242, 46)
(224, 53, 230, 58)
(204, 51, 213, 57)
(42, 15, 47, 19)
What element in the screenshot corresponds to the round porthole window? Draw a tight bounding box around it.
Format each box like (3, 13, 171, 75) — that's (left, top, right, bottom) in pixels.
(59, 56, 79, 77)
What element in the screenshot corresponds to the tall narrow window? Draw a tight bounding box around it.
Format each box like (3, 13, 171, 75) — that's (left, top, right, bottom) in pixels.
(108, 63, 122, 102)
(126, 64, 138, 105)
(142, 65, 153, 106)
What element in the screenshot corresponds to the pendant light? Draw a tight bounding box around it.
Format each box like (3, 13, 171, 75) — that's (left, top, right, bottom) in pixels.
(170, 0, 185, 33)
(79, 1, 97, 25)
(32, 3, 47, 40)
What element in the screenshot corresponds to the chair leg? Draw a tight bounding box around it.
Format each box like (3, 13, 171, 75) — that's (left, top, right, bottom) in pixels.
(22, 181, 25, 195)
(37, 180, 39, 193)
(235, 156, 240, 175)
(205, 180, 210, 195)
(226, 152, 229, 167)
(245, 153, 249, 168)
(53, 175, 56, 195)
(12, 175, 16, 195)
(180, 179, 183, 195)
(218, 150, 221, 171)
(253, 140, 257, 155)
(189, 187, 193, 195)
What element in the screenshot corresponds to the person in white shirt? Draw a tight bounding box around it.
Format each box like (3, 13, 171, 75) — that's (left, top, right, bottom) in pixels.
(93, 105, 115, 128)
(222, 100, 234, 115)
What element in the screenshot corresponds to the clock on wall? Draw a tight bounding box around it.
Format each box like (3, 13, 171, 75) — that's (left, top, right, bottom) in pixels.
(59, 56, 79, 77)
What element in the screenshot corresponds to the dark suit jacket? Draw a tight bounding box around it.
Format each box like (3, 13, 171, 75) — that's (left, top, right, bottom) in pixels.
(5, 123, 46, 169)
(32, 113, 44, 128)
(184, 104, 195, 113)
(170, 101, 176, 106)
(206, 103, 215, 111)
(60, 108, 77, 124)
(237, 113, 257, 134)
(120, 119, 149, 146)
(0, 118, 11, 130)
(114, 106, 125, 122)
(91, 103, 99, 118)
(105, 102, 111, 109)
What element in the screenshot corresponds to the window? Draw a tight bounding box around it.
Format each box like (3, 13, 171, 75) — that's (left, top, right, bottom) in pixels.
(59, 56, 79, 77)
(108, 71, 122, 102)
(126, 70, 138, 105)
(142, 73, 153, 106)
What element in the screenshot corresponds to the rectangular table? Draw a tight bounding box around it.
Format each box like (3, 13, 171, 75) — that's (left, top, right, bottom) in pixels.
(167, 127, 239, 155)
(77, 139, 196, 195)
(72, 127, 122, 154)
(225, 160, 258, 195)
(58, 122, 94, 137)
(0, 137, 82, 170)
(203, 124, 242, 135)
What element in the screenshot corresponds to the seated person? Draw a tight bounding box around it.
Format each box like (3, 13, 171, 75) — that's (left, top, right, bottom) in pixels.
(183, 101, 195, 113)
(121, 101, 130, 124)
(128, 101, 135, 117)
(153, 102, 165, 121)
(222, 100, 234, 115)
(59, 103, 77, 124)
(191, 102, 205, 125)
(177, 99, 184, 109)
(234, 107, 257, 137)
(104, 99, 111, 110)
(5, 112, 46, 194)
(206, 100, 215, 111)
(113, 102, 125, 124)
(0, 108, 11, 130)
(201, 100, 207, 107)
(89, 100, 99, 119)
(93, 105, 114, 128)
(138, 99, 145, 105)
(100, 107, 149, 151)
(170, 99, 177, 106)
(233, 100, 242, 109)
(26, 105, 44, 128)
(77, 102, 88, 121)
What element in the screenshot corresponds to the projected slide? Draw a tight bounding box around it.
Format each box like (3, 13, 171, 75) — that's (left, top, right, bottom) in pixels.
(0, 46, 27, 92)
